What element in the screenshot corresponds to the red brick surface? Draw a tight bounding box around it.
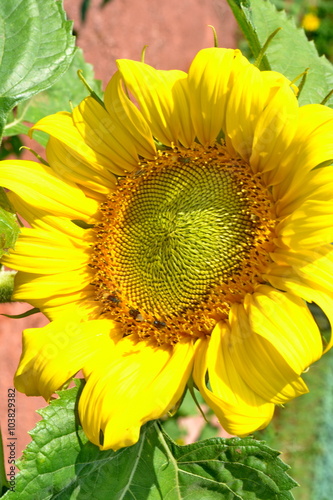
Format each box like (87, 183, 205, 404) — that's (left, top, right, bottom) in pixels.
(0, 0, 237, 469)
(64, 0, 237, 84)
(0, 304, 48, 469)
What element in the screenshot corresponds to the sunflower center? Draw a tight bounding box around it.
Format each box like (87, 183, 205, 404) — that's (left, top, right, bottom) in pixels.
(110, 160, 253, 316)
(91, 145, 276, 344)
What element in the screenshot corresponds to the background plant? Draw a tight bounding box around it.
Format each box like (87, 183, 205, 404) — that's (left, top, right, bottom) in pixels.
(271, 0, 333, 61)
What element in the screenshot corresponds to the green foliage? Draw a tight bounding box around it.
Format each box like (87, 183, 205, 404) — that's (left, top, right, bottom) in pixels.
(0, 208, 19, 261)
(271, 0, 333, 61)
(226, 0, 333, 106)
(4, 48, 102, 147)
(0, 186, 20, 263)
(0, 269, 16, 303)
(312, 350, 333, 500)
(313, 1, 333, 61)
(2, 380, 297, 500)
(0, 137, 23, 162)
(0, 33, 101, 260)
(256, 347, 333, 500)
(226, 0, 271, 71)
(80, 0, 91, 21)
(0, 0, 75, 141)
(0, 191, 20, 266)
(80, 0, 114, 22)
(0, 0, 77, 261)
(161, 389, 222, 444)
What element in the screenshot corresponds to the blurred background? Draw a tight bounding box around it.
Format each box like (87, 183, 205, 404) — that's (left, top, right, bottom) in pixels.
(1, 1, 333, 499)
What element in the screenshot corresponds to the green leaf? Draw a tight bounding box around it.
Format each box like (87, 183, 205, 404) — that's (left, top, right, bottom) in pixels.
(0, 0, 76, 140)
(4, 48, 102, 147)
(0, 270, 16, 303)
(0, 188, 20, 262)
(227, 0, 333, 106)
(226, 0, 271, 70)
(4, 380, 297, 499)
(0, 207, 20, 259)
(0, 188, 15, 214)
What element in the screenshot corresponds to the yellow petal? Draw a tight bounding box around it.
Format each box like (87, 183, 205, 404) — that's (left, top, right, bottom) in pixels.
(244, 285, 322, 373)
(27, 295, 100, 322)
(264, 262, 333, 353)
(14, 316, 119, 400)
(270, 245, 333, 293)
(31, 112, 128, 177)
(117, 59, 190, 147)
(274, 164, 333, 218)
(158, 69, 196, 147)
(276, 200, 333, 249)
(2, 227, 89, 274)
(79, 336, 194, 450)
(193, 329, 274, 436)
(8, 194, 74, 232)
(273, 104, 333, 200)
(188, 48, 249, 145)
(5, 193, 95, 235)
(104, 71, 156, 158)
(0, 160, 98, 221)
(229, 303, 309, 404)
(46, 136, 116, 195)
(226, 64, 268, 160)
(13, 267, 93, 301)
(72, 96, 139, 172)
(250, 78, 299, 177)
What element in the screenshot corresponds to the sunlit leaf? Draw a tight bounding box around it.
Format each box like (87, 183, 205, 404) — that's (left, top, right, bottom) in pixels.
(0, 0, 76, 140)
(4, 48, 102, 147)
(0, 208, 19, 260)
(226, 0, 333, 106)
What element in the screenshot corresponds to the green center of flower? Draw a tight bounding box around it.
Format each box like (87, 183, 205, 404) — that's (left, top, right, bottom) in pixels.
(92, 145, 275, 344)
(112, 163, 252, 317)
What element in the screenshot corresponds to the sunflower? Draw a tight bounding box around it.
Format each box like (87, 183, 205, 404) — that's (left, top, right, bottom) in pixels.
(1, 47, 333, 451)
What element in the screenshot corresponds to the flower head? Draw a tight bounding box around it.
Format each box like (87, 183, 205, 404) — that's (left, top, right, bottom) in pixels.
(302, 12, 321, 32)
(2, 47, 333, 450)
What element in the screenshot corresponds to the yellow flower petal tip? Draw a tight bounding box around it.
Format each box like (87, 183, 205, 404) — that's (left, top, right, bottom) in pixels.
(2, 45, 333, 450)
